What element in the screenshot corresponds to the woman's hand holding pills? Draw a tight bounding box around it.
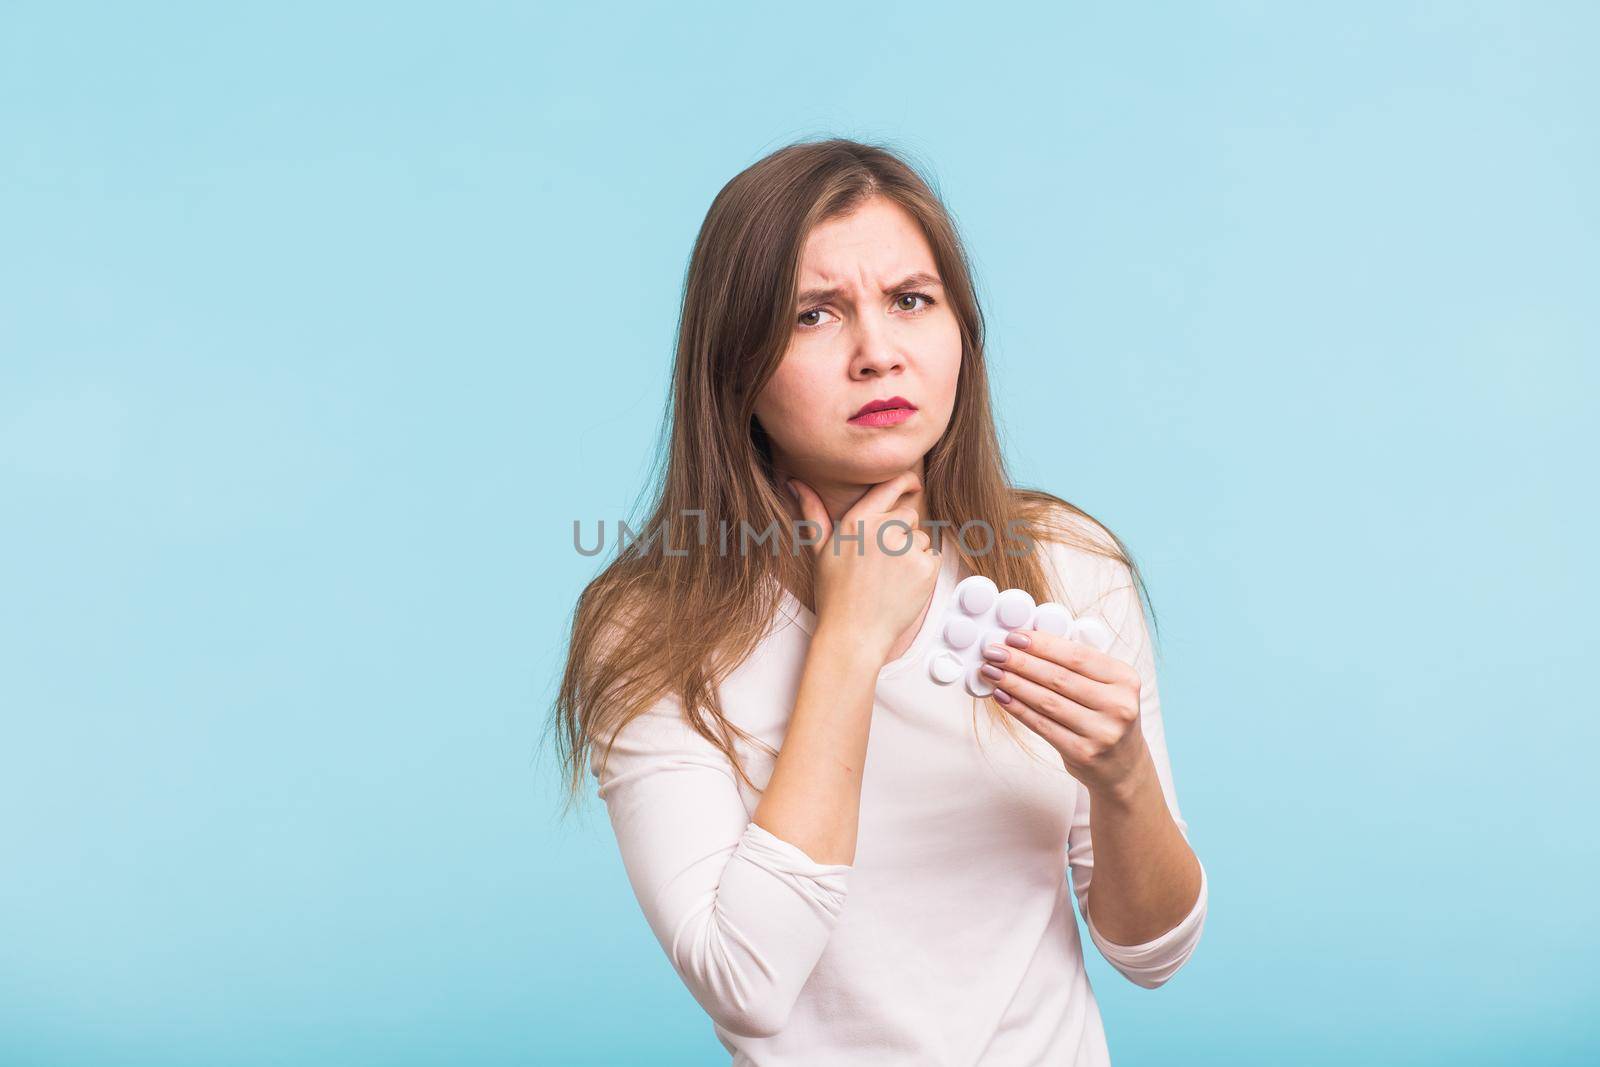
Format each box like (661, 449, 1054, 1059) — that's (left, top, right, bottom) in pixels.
(787, 470, 940, 665)
(982, 629, 1152, 797)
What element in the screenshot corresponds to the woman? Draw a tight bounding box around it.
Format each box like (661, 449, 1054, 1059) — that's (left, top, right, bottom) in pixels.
(552, 138, 1207, 1064)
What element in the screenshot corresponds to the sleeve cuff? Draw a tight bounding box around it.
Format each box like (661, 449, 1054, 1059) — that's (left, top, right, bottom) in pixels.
(1085, 861, 1208, 988)
(734, 821, 853, 918)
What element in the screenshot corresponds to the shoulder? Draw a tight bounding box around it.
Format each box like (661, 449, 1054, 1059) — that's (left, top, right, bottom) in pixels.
(1010, 493, 1135, 615)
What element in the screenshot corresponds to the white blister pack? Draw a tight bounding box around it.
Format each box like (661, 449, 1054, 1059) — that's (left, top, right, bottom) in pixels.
(927, 575, 1115, 697)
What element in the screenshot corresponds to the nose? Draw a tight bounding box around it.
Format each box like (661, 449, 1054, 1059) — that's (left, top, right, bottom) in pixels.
(848, 315, 905, 380)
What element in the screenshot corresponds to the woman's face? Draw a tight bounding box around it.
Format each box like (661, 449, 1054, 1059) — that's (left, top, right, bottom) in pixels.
(753, 195, 963, 493)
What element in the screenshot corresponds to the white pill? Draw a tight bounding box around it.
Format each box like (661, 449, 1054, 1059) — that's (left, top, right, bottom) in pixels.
(943, 616, 978, 650)
(956, 575, 998, 615)
(1033, 602, 1072, 635)
(929, 651, 964, 684)
(995, 588, 1036, 629)
(1071, 616, 1115, 652)
(967, 667, 996, 698)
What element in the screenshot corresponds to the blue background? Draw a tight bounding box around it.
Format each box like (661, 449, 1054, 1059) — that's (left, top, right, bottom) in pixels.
(3, 2, 1595, 1064)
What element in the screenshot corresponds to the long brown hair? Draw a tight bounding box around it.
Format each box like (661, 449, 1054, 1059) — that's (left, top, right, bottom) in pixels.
(548, 137, 1153, 816)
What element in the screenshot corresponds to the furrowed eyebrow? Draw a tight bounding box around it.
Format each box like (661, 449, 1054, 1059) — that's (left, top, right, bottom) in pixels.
(794, 271, 944, 308)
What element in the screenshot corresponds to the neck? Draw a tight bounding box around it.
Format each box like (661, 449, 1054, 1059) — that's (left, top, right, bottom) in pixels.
(775, 460, 930, 530)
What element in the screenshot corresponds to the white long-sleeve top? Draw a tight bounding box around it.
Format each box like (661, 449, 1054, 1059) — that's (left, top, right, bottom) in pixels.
(590, 519, 1208, 1065)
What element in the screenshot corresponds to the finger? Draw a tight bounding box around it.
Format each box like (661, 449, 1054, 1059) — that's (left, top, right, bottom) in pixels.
(786, 478, 833, 556)
(983, 641, 1113, 709)
(843, 470, 923, 525)
(879, 523, 913, 554)
(997, 692, 1084, 760)
(1004, 628, 1130, 685)
(987, 667, 1101, 740)
(877, 508, 920, 552)
(883, 504, 918, 530)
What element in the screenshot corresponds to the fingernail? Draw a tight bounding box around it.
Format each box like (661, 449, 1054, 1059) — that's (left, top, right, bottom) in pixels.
(982, 644, 1008, 663)
(1005, 631, 1031, 649)
(994, 688, 1012, 705)
(980, 664, 1003, 680)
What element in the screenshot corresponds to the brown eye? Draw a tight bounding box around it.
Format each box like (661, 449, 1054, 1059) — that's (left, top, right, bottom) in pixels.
(896, 293, 933, 312)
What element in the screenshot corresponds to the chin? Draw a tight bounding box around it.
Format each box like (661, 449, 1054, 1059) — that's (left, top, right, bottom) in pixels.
(832, 440, 931, 483)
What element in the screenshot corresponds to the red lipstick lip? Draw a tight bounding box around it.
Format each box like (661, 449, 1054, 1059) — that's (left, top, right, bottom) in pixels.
(851, 396, 916, 419)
